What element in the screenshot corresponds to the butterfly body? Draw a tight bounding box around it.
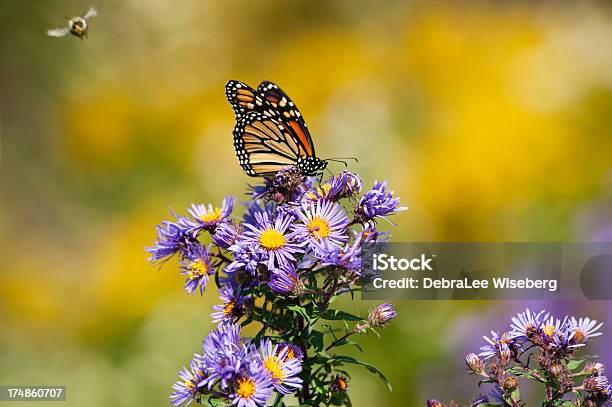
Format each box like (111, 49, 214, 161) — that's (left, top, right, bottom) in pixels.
(226, 80, 327, 177)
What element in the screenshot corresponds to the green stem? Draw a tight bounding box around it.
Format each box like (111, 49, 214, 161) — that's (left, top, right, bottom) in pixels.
(325, 329, 357, 352)
(296, 309, 310, 404)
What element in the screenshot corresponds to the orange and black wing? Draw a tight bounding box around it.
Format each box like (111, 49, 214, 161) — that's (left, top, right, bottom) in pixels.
(233, 112, 312, 177)
(225, 80, 278, 119)
(257, 81, 316, 158)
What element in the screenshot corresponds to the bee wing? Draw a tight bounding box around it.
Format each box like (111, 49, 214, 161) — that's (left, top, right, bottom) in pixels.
(47, 27, 70, 37)
(82, 7, 98, 19)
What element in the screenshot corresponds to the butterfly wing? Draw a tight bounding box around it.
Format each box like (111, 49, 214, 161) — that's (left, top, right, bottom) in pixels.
(233, 111, 311, 177)
(257, 81, 316, 158)
(225, 80, 278, 119)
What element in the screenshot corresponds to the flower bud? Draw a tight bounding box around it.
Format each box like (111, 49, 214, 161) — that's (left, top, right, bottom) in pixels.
(499, 346, 512, 365)
(549, 363, 564, 378)
(340, 171, 362, 198)
(367, 303, 397, 328)
(465, 353, 485, 374)
(330, 375, 350, 393)
(585, 362, 605, 377)
(503, 376, 518, 392)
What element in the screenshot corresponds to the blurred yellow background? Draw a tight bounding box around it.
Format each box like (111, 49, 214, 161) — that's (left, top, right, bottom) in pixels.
(2, 1, 612, 405)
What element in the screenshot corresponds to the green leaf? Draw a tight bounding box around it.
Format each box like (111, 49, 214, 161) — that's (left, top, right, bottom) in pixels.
(551, 401, 576, 407)
(287, 304, 311, 322)
(310, 330, 325, 352)
(330, 355, 392, 391)
(567, 357, 593, 372)
(206, 397, 228, 407)
(320, 309, 365, 322)
(507, 367, 546, 383)
(506, 388, 520, 404)
(478, 378, 495, 386)
(272, 392, 284, 406)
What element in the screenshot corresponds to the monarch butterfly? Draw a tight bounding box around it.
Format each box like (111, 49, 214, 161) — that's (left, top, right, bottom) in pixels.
(225, 80, 328, 177)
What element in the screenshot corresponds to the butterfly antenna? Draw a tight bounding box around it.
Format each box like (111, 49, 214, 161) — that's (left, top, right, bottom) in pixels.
(326, 159, 348, 168)
(325, 156, 359, 164)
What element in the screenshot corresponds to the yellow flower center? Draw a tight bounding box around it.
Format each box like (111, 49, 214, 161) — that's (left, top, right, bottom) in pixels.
(264, 356, 285, 382)
(543, 324, 556, 338)
(223, 301, 236, 316)
(200, 207, 222, 224)
(259, 228, 286, 250)
(285, 348, 295, 360)
(184, 380, 195, 391)
(187, 259, 208, 279)
(307, 184, 331, 200)
(236, 377, 256, 399)
(307, 216, 331, 239)
(573, 329, 585, 343)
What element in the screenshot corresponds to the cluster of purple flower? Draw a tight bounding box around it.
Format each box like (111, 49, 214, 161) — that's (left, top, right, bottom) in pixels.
(147, 169, 404, 301)
(170, 324, 303, 407)
(465, 309, 608, 407)
(429, 309, 609, 407)
(147, 167, 404, 406)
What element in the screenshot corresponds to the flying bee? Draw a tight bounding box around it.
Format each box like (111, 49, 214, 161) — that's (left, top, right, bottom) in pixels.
(47, 7, 97, 39)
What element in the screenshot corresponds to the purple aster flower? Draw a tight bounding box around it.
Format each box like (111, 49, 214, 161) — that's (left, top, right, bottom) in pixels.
(293, 201, 349, 247)
(540, 315, 567, 346)
(584, 375, 612, 399)
(479, 331, 513, 362)
(487, 385, 506, 405)
(586, 362, 605, 377)
(184, 196, 236, 233)
(201, 323, 252, 390)
(212, 221, 241, 249)
(278, 342, 303, 361)
(179, 243, 216, 295)
(305, 170, 363, 202)
(255, 339, 303, 395)
(211, 285, 249, 324)
(228, 364, 274, 407)
(551, 325, 583, 351)
(226, 243, 261, 277)
(204, 322, 243, 351)
(367, 303, 397, 328)
(568, 316, 603, 345)
(312, 237, 361, 275)
(243, 201, 276, 226)
(146, 218, 195, 263)
(509, 308, 549, 342)
(170, 356, 208, 406)
(242, 211, 303, 269)
(355, 180, 407, 223)
(426, 400, 442, 407)
(338, 170, 363, 197)
(471, 395, 489, 407)
(268, 264, 305, 296)
(354, 223, 389, 244)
